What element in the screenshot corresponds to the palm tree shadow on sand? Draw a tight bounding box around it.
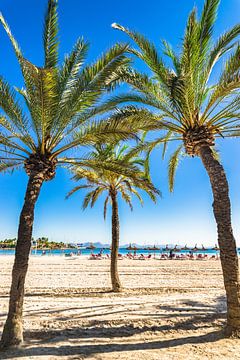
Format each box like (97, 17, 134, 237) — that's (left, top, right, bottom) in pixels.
(0, 295, 227, 359)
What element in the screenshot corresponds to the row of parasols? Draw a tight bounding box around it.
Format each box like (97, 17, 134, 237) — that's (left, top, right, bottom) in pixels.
(126, 244, 220, 252)
(86, 244, 220, 251)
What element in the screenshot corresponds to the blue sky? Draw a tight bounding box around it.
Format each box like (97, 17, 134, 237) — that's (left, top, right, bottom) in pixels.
(0, 0, 240, 246)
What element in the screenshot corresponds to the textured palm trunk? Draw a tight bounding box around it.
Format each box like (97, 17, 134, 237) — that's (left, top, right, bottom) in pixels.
(0, 172, 44, 348)
(110, 190, 122, 292)
(199, 145, 240, 336)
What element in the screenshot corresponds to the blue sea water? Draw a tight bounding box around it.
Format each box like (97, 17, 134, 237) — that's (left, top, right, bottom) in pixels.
(1, 248, 239, 256)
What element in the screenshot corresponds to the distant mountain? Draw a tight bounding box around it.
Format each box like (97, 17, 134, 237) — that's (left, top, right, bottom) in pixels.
(75, 242, 110, 248)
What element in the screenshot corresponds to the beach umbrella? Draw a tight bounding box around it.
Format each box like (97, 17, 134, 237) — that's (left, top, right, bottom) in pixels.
(126, 244, 139, 251)
(173, 245, 180, 252)
(181, 245, 190, 251)
(162, 244, 169, 252)
(148, 245, 159, 251)
(148, 245, 159, 258)
(192, 244, 199, 252)
(87, 243, 96, 254)
(87, 244, 96, 250)
(126, 244, 133, 251)
(201, 244, 206, 251)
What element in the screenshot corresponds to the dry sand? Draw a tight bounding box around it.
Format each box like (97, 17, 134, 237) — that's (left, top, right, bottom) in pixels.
(0, 255, 239, 359)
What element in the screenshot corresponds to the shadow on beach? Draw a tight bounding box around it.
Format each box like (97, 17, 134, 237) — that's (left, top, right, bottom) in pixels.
(0, 328, 224, 359)
(0, 295, 227, 359)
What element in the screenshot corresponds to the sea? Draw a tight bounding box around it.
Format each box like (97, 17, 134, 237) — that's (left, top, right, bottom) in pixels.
(1, 248, 239, 256)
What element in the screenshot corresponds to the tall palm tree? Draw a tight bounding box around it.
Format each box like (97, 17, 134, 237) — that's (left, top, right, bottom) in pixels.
(112, 0, 240, 335)
(0, 1, 154, 348)
(67, 143, 160, 292)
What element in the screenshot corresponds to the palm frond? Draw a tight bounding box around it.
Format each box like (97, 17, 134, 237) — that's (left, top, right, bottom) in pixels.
(0, 77, 29, 135)
(58, 38, 89, 93)
(43, 0, 59, 68)
(111, 23, 170, 84)
(119, 187, 133, 210)
(0, 160, 23, 173)
(130, 187, 144, 206)
(208, 24, 240, 71)
(219, 45, 240, 85)
(168, 145, 183, 192)
(162, 131, 172, 159)
(81, 43, 130, 89)
(82, 190, 96, 210)
(91, 187, 104, 207)
(65, 184, 93, 199)
(0, 12, 23, 60)
(103, 195, 109, 220)
(162, 40, 181, 75)
(67, 142, 160, 217)
(199, 0, 220, 54)
(19, 62, 59, 148)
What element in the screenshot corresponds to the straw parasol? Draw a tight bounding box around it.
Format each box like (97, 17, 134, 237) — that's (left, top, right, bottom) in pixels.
(181, 244, 190, 251)
(148, 245, 159, 258)
(162, 244, 169, 252)
(148, 245, 159, 251)
(87, 243, 96, 249)
(87, 243, 96, 254)
(173, 245, 180, 252)
(192, 244, 200, 252)
(126, 244, 139, 252)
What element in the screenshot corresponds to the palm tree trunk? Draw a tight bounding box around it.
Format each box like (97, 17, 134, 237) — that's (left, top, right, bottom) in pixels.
(110, 190, 122, 292)
(199, 145, 240, 336)
(0, 173, 44, 348)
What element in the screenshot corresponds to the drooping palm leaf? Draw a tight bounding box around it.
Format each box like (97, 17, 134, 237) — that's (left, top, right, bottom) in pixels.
(67, 142, 160, 217)
(0, 5, 148, 176)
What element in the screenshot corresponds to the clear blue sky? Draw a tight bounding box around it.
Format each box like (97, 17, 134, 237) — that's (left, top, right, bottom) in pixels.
(0, 0, 240, 246)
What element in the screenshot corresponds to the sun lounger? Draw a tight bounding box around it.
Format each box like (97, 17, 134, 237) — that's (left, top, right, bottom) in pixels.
(89, 254, 102, 260)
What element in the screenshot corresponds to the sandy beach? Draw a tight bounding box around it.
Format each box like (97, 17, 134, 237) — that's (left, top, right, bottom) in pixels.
(0, 255, 240, 359)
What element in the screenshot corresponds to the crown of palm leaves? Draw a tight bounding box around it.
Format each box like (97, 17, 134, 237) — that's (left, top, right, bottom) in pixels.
(111, 0, 240, 190)
(0, 0, 158, 175)
(66, 143, 160, 219)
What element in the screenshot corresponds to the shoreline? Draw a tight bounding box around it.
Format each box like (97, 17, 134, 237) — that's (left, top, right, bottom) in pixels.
(2, 254, 238, 262)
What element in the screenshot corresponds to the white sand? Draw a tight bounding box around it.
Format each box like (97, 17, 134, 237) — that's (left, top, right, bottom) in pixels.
(0, 255, 239, 359)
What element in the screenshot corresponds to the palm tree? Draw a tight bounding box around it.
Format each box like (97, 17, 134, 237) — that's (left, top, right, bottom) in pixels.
(67, 143, 160, 292)
(112, 0, 240, 335)
(0, 0, 152, 348)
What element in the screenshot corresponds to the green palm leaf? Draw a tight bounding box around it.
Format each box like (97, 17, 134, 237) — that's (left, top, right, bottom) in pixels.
(168, 145, 183, 192)
(67, 142, 160, 218)
(43, 0, 59, 68)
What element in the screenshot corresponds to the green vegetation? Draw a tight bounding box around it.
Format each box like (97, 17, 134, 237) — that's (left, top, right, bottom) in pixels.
(0, 238, 75, 249)
(112, 0, 240, 335)
(67, 143, 160, 291)
(0, 0, 240, 349)
(0, 0, 139, 348)
(0, 239, 17, 249)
